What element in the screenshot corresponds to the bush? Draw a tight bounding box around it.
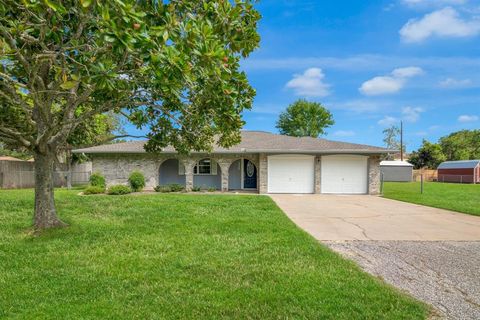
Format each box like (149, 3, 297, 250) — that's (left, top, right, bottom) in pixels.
(107, 184, 132, 195)
(154, 184, 184, 193)
(83, 185, 105, 195)
(192, 186, 201, 192)
(154, 185, 171, 193)
(128, 171, 145, 192)
(89, 172, 105, 187)
(169, 183, 184, 192)
(207, 187, 216, 192)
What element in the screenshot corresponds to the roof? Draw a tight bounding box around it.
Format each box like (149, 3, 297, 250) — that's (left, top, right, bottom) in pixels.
(438, 160, 480, 170)
(380, 160, 413, 167)
(73, 130, 394, 155)
(0, 156, 24, 161)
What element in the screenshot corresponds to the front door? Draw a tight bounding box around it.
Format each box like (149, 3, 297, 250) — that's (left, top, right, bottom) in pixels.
(243, 159, 257, 189)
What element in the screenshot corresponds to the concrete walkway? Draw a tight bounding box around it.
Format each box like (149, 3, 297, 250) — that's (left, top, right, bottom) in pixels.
(270, 195, 480, 319)
(269, 194, 480, 241)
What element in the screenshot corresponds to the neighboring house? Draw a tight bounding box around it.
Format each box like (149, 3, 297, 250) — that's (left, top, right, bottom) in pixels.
(380, 161, 413, 182)
(73, 131, 393, 194)
(437, 160, 480, 184)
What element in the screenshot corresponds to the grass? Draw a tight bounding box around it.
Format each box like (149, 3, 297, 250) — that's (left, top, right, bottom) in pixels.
(0, 189, 428, 319)
(383, 182, 480, 216)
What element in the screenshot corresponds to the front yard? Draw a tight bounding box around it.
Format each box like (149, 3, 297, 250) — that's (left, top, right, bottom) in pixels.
(0, 189, 427, 319)
(383, 182, 480, 216)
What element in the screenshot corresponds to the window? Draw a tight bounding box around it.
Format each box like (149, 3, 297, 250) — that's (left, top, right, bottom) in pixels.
(194, 159, 217, 175)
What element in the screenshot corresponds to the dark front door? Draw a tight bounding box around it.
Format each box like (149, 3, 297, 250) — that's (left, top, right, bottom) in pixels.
(243, 159, 257, 189)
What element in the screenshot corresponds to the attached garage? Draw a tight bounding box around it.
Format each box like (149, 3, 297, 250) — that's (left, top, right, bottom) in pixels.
(321, 155, 368, 194)
(268, 155, 315, 193)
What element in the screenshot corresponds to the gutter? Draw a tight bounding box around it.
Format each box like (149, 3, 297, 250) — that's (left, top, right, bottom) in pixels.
(73, 148, 396, 155)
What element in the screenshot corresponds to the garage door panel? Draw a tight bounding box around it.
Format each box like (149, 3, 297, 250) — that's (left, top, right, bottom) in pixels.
(268, 155, 314, 193)
(321, 155, 368, 194)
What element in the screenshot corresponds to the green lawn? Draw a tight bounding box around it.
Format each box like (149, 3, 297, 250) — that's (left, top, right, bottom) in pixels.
(0, 189, 428, 319)
(383, 182, 480, 216)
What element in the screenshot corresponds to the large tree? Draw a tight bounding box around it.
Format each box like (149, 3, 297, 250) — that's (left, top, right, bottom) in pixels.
(0, 0, 260, 230)
(275, 99, 334, 137)
(409, 140, 446, 169)
(439, 130, 480, 161)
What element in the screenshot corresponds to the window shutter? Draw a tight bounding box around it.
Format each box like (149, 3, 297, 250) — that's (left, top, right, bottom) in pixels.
(178, 162, 185, 175)
(211, 159, 217, 175)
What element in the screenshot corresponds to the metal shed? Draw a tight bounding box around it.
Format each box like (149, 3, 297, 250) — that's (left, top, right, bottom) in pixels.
(437, 160, 480, 184)
(380, 161, 413, 182)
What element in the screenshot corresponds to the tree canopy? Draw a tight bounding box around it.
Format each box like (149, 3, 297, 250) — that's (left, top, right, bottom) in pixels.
(408, 140, 446, 169)
(439, 130, 480, 161)
(0, 0, 260, 230)
(275, 100, 334, 138)
(408, 129, 480, 169)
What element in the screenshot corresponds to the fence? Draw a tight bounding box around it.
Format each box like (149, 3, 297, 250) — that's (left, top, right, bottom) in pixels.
(413, 169, 437, 182)
(0, 160, 92, 189)
(437, 174, 476, 184)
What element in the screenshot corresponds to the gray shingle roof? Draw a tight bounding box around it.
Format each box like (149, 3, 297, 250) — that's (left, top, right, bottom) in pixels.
(73, 130, 393, 154)
(438, 160, 480, 169)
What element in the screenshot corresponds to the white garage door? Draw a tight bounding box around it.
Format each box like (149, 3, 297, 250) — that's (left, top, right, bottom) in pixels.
(268, 155, 315, 193)
(321, 155, 368, 194)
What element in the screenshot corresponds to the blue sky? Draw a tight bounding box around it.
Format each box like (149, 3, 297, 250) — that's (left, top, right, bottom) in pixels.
(126, 0, 480, 151)
(240, 0, 480, 150)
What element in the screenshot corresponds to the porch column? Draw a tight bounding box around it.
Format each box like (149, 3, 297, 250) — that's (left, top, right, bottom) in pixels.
(258, 153, 268, 194)
(217, 159, 234, 192)
(181, 159, 195, 192)
(368, 155, 381, 195)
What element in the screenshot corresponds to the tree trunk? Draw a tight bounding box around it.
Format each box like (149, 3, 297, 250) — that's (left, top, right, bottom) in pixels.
(33, 152, 67, 230)
(66, 157, 72, 190)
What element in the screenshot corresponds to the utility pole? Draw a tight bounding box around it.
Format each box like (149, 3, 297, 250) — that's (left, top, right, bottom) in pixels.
(400, 121, 404, 161)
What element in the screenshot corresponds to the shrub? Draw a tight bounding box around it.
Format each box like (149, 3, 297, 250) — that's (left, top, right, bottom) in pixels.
(89, 172, 105, 187)
(169, 183, 184, 192)
(107, 184, 132, 195)
(128, 171, 145, 192)
(154, 185, 171, 193)
(191, 186, 201, 192)
(207, 187, 216, 192)
(154, 184, 184, 193)
(83, 185, 105, 195)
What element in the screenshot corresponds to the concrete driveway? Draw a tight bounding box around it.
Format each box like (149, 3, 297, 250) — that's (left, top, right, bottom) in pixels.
(269, 194, 480, 241)
(270, 195, 480, 319)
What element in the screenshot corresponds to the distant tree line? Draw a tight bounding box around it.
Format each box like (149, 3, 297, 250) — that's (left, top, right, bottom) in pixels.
(409, 130, 480, 169)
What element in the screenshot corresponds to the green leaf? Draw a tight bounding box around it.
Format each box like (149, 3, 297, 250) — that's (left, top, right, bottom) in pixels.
(43, 0, 66, 13)
(163, 31, 169, 42)
(80, 0, 92, 8)
(60, 81, 77, 90)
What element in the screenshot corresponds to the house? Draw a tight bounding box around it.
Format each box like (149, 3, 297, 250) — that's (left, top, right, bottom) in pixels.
(380, 161, 413, 182)
(72, 131, 393, 194)
(437, 160, 480, 184)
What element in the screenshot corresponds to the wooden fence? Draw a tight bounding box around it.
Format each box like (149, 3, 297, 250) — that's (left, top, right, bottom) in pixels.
(0, 160, 91, 189)
(413, 169, 438, 182)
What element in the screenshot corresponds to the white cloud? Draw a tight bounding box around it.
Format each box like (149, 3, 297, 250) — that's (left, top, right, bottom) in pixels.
(400, 7, 480, 43)
(402, 106, 424, 122)
(333, 130, 356, 137)
(285, 68, 330, 97)
(359, 67, 424, 96)
(439, 77, 473, 88)
(378, 116, 399, 126)
(391, 66, 424, 78)
(458, 114, 479, 122)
